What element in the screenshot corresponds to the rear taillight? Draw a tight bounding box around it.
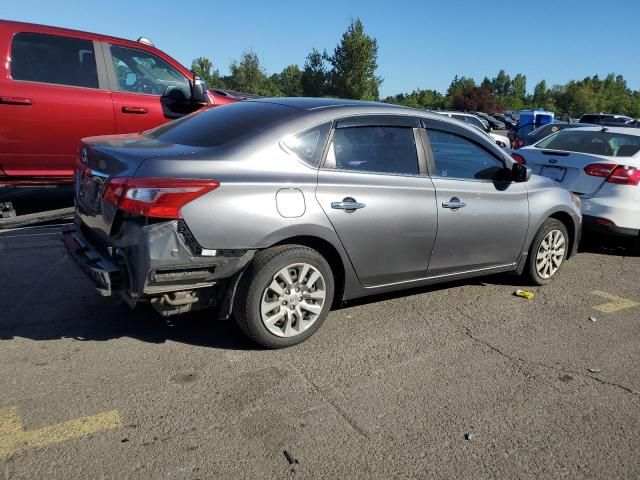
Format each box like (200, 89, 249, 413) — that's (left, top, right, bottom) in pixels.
(606, 166, 640, 186)
(511, 153, 526, 165)
(103, 177, 220, 219)
(584, 163, 640, 186)
(512, 137, 524, 149)
(584, 163, 615, 178)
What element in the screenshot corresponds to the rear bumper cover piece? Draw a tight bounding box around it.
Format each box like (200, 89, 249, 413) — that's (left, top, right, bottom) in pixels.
(63, 218, 255, 299)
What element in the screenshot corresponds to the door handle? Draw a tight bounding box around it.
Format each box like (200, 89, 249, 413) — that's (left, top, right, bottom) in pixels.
(122, 106, 148, 114)
(442, 197, 467, 209)
(0, 96, 33, 105)
(331, 197, 366, 211)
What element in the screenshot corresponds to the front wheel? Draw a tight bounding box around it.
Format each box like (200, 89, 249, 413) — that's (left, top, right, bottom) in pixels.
(233, 245, 334, 349)
(526, 218, 569, 285)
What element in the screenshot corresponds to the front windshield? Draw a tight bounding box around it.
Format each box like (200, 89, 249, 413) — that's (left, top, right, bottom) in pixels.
(536, 130, 640, 157)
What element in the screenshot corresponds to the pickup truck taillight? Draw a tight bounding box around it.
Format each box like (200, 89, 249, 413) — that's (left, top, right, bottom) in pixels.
(584, 163, 640, 186)
(103, 177, 220, 219)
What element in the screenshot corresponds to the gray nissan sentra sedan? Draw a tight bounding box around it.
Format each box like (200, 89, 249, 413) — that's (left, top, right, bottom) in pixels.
(65, 98, 582, 348)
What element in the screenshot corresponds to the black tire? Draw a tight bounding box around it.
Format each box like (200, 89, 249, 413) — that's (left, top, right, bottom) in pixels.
(526, 218, 569, 286)
(233, 245, 335, 349)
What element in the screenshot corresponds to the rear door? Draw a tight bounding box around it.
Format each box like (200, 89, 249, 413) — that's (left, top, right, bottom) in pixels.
(315, 116, 438, 287)
(102, 43, 198, 134)
(423, 120, 529, 275)
(0, 30, 114, 181)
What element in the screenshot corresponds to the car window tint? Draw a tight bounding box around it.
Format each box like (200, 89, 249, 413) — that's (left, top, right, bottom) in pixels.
(110, 45, 190, 98)
(326, 126, 418, 175)
(451, 114, 467, 122)
(427, 130, 505, 180)
(11, 32, 98, 88)
(536, 130, 640, 157)
(147, 101, 299, 147)
(282, 122, 331, 167)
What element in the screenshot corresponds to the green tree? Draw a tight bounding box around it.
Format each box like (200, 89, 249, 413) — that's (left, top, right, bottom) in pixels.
(278, 64, 303, 96)
(227, 51, 271, 96)
(329, 18, 382, 100)
(491, 69, 512, 97)
(191, 57, 226, 89)
(301, 49, 330, 97)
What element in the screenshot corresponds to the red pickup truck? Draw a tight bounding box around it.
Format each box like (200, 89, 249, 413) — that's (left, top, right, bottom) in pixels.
(0, 20, 239, 186)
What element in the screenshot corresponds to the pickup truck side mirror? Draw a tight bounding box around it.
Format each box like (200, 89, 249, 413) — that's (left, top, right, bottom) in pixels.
(191, 74, 209, 104)
(512, 162, 531, 182)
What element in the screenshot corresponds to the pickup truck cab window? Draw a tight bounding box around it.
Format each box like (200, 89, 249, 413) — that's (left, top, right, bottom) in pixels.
(109, 45, 191, 99)
(11, 32, 98, 89)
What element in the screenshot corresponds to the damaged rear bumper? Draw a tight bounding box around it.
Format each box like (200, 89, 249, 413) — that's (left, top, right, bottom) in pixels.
(63, 218, 255, 311)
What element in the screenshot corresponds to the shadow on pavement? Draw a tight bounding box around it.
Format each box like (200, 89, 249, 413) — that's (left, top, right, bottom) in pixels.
(579, 232, 639, 257)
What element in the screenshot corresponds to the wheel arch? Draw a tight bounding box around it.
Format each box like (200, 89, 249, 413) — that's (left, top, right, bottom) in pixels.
(271, 235, 346, 308)
(548, 210, 578, 259)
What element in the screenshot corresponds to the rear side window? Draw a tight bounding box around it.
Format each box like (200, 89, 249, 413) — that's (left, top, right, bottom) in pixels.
(427, 130, 505, 180)
(147, 101, 299, 147)
(536, 130, 640, 157)
(11, 32, 98, 88)
(324, 126, 419, 175)
(282, 123, 332, 167)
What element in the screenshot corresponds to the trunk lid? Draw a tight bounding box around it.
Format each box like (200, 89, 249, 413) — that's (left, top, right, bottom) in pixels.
(75, 133, 203, 238)
(518, 147, 615, 195)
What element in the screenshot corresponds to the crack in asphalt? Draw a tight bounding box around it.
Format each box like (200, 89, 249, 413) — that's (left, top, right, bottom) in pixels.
(288, 365, 370, 440)
(452, 305, 639, 397)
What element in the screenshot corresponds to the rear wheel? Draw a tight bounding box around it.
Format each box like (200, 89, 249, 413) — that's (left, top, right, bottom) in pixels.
(526, 218, 569, 285)
(233, 245, 334, 349)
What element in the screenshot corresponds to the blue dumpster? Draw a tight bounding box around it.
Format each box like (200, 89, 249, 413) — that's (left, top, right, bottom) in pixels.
(518, 110, 554, 137)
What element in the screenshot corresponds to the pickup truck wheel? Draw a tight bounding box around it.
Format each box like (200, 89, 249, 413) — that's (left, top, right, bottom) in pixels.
(233, 245, 334, 349)
(526, 218, 569, 286)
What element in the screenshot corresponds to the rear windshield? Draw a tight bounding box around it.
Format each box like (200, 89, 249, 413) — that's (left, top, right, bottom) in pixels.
(147, 101, 299, 147)
(536, 130, 640, 157)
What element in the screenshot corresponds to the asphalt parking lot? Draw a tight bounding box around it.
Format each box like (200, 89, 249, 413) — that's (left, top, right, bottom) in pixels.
(0, 192, 639, 479)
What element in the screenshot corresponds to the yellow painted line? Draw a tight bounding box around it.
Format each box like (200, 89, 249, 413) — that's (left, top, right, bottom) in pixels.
(0, 406, 121, 457)
(591, 291, 640, 313)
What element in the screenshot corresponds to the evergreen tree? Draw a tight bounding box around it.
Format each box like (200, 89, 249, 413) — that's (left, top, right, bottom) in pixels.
(329, 18, 382, 100)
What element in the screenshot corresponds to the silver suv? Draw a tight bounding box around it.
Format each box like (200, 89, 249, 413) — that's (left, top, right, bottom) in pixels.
(65, 98, 582, 348)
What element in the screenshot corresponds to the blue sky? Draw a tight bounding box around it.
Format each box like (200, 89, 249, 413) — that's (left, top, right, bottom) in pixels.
(4, 0, 640, 97)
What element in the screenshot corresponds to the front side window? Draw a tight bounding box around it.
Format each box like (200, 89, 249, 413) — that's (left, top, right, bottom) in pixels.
(11, 32, 98, 88)
(324, 126, 419, 175)
(110, 45, 190, 98)
(427, 130, 505, 180)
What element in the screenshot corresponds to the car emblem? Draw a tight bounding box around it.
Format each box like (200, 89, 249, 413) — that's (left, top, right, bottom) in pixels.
(81, 148, 89, 165)
(548, 159, 558, 164)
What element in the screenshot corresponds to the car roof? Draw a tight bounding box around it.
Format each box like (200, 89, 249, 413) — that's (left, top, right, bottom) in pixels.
(556, 126, 640, 135)
(245, 97, 399, 111)
(0, 19, 164, 53)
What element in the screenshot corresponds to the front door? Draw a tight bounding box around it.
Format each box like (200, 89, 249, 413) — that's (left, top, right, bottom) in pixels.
(316, 119, 438, 287)
(423, 127, 529, 275)
(0, 32, 114, 181)
(104, 43, 198, 134)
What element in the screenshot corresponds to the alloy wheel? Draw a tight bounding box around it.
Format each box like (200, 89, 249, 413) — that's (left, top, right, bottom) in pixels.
(260, 263, 327, 337)
(535, 229, 566, 279)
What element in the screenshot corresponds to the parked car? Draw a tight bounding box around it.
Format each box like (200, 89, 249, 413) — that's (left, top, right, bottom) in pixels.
(578, 114, 634, 126)
(0, 20, 239, 187)
(473, 112, 506, 130)
(512, 122, 595, 149)
(513, 126, 640, 239)
(436, 111, 511, 148)
(64, 98, 581, 348)
(492, 113, 517, 130)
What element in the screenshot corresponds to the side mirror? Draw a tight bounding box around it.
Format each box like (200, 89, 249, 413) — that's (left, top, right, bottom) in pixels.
(190, 74, 209, 104)
(512, 162, 531, 182)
